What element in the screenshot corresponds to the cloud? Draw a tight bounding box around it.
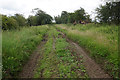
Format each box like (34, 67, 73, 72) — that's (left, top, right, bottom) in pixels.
(0, 0, 103, 19)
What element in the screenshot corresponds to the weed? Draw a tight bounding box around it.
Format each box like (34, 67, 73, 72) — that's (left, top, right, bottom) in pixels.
(2, 26, 48, 77)
(57, 24, 119, 78)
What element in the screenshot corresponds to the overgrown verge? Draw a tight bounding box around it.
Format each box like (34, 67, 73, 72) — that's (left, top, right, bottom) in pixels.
(2, 25, 48, 78)
(56, 24, 118, 78)
(34, 26, 88, 78)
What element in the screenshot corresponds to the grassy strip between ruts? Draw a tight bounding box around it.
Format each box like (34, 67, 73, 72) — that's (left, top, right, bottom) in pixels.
(34, 25, 88, 78)
(2, 25, 49, 77)
(56, 24, 118, 78)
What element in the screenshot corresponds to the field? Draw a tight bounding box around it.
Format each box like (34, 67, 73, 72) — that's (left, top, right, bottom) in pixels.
(2, 24, 119, 78)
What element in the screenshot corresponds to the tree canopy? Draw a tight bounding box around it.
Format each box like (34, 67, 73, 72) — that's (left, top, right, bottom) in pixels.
(12, 14, 26, 26)
(28, 8, 53, 26)
(54, 7, 91, 24)
(2, 15, 18, 30)
(95, 2, 120, 25)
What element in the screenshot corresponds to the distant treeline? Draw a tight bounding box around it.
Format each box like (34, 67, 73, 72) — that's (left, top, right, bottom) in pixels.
(1, 8, 53, 30)
(1, 2, 120, 30)
(55, 2, 120, 25)
(54, 7, 91, 24)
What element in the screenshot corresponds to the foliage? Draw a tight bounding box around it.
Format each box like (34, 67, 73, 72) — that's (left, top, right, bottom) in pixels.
(2, 15, 19, 30)
(74, 7, 86, 22)
(27, 15, 37, 26)
(67, 13, 75, 23)
(12, 14, 26, 26)
(54, 15, 62, 24)
(54, 7, 91, 24)
(2, 9, 53, 30)
(57, 24, 119, 78)
(96, 2, 120, 25)
(2, 25, 48, 77)
(61, 11, 69, 24)
(28, 8, 53, 26)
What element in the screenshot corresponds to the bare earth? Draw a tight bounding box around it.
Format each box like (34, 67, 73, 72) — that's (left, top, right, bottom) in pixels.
(19, 35, 47, 78)
(60, 31, 111, 78)
(19, 29, 111, 78)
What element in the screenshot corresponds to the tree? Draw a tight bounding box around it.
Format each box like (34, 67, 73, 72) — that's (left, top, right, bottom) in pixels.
(45, 14, 53, 24)
(30, 8, 53, 25)
(27, 15, 37, 26)
(54, 15, 62, 24)
(12, 14, 26, 26)
(61, 11, 69, 24)
(85, 13, 91, 23)
(2, 15, 18, 30)
(96, 2, 120, 25)
(74, 7, 86, 22)
(67, 13, 75, 23)
(54, 7, 91, 24)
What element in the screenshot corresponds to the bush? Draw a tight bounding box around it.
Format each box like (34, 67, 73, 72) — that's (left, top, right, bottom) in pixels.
(2, 15, 19, 30)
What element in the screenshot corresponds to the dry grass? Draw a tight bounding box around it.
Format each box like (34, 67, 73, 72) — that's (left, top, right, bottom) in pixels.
(57, 25, 118, 52)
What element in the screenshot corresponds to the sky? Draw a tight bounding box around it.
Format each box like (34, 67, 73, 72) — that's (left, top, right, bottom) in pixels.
(0, 0, 104, 20)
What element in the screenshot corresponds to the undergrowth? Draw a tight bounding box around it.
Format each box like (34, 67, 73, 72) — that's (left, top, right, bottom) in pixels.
(56, 24, 119, 78)
(2, 25, 48, 77)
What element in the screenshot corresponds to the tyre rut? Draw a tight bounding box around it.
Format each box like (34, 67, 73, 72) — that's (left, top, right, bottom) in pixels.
(19, 35, 48, 78)
(57, 29, 111, 78)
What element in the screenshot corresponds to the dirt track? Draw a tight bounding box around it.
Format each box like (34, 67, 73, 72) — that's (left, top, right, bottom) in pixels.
(68, 40, 110, 78)
(59, 30, 111, 78)
(19, 28, 111, 78)
(19, 35, 47, 78)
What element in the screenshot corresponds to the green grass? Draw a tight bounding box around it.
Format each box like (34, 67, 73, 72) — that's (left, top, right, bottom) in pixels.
(4, 24, 116, 78)
(56, 24, 119, 78)
(2, 25, 48, 77)
(34, 38, 55, 78)
(34, 26, 59, 78)
(0, 31, 2, 79)
(34, 25, 88, 78)
(55, 38, 88, 78)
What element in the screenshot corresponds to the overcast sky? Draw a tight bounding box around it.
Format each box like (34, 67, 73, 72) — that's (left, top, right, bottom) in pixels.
(0, 0, 104, 20)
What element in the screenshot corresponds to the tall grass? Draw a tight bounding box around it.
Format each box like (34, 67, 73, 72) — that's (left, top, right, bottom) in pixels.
(56, 24, 119, 78)
(2, 26, 48, 77)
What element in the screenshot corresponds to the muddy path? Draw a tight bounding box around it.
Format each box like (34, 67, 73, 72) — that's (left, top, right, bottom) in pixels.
(57, 30, 111, 78)
(19, 34, 48, 78)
